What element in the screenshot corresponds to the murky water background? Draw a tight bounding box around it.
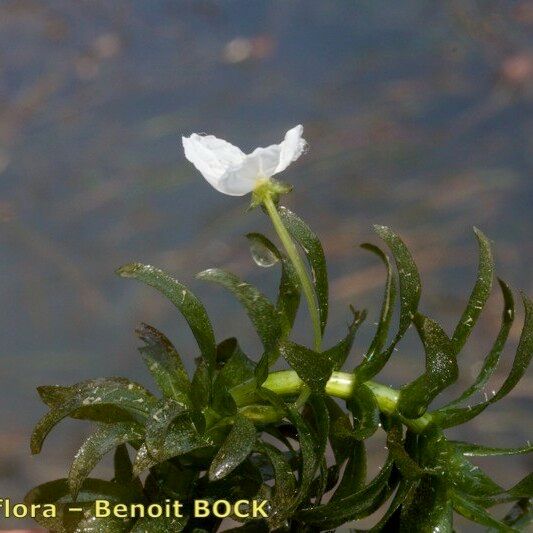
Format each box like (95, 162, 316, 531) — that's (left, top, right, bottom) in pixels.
(1, 1, 531, 529)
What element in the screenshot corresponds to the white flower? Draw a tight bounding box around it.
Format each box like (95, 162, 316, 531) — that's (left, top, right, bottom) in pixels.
(182, 125, 306, 196)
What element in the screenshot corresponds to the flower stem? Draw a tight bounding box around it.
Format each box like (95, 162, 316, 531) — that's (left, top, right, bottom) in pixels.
(261, 193, 322, 409)
(262, 193, 322, 352)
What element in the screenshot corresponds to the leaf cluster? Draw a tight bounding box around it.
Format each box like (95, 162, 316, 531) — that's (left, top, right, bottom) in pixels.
(27, 208, 532, 532)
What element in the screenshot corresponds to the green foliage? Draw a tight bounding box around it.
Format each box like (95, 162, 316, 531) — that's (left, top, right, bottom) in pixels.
(196, 268, 284, 366)
(28, 204, 531, 532)
(398, 313, 458, 419)
(209, 415, 257, 481)
(278, 206, 329, 334)
(278, 340, 334, 394)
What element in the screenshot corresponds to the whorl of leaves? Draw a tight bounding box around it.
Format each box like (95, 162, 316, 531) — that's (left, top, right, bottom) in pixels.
(28, 211, 531, 533)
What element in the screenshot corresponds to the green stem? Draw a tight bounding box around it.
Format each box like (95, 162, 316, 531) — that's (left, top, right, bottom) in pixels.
(232, 370, 432, 433)
(262, 193, 322, 353)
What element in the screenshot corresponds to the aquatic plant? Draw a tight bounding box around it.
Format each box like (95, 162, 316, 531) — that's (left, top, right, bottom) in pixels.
(27, 126, 532, 531)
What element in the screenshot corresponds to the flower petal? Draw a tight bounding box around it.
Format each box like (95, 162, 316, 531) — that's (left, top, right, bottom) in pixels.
(248, 144, 282, 178)
(197, 135, 245, 167)
(216, 156, 262, 196)
(182, 134, 245, 191)
(274, 124, 307, 174)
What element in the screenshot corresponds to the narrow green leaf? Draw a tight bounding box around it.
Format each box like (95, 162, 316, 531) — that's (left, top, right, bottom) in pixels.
(360, 242, 397, 359)
(374, 225, 421, 337)
(297, 458, 396, 529)
(492, 293, 533, 402)
(246, 232, 301, 333)
(213, 341, 253, 417)
(451, 227, 494, 355)
(348, 384, 380, 440)
(37, 384, 137, 424)
(445, 278, 514, 408)
(433, 403, 486, 429)
(324, 464, 342, 493)
(136, 323, 192, 405)
(468, 474, 533, 509)
(197, 268, 282, 364)
(24, 479, 77, 532)
(451, 441, 533, 457)
(278, 339, 333, 393)
(154, 419, 209, 463)
(392, 429, 463, 532)
(197, 460, 263, 513)
(215, 338, 256, 389)
(131, 444, 155, 478)
(312, 457, 330, 504)
(69, 422, 143, 498)
(144, 461, 198, 501)
(509, 473, 533, 499)
(37, 384, 72, 407)
(400, 476, 452, 532)
(191, 358, 211, 413)
(31, 379, 157, 454)
(238, 403, 281, 425)
(209, 415, 257, 481)
(435, 294, 533, 428)
(133, 417, 211, 476)
(308, 394, 330, 457)
(386, 424, 426, 479)
(278, 206, 329, 334)
(211, 381, 238, 417)
(326, 307, 366, 370)
(473, 476, 533, 513)
(398, 313, 458, 418)
(304, 397, 330, 502)
(133, 405, 210, 476)
(370, 477, 418, 532)
(452, 491, 515, 531)
(216, 336, 239, 364)
(25, 478, 141, 532)
(255, 442, 297, 529)
(415, 426, 449, 476)
(257, 387, 288, 418)
(113, 444, 135, 485)
(116, 263, 216, 369)
(331, 440, 366, 500)
(355, 226, 421, 382)
(285, 403, 320, 509)
(250, 445, 295, 480)
(325, 396, 356, 464)
(144, 398, 191, 457)
(447, 448, 504, 497)
(254, 353, 270, 387)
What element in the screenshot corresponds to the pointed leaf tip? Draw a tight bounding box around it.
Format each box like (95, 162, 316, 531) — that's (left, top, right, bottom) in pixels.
(451, 226, 494, 356)
(116, 262, 146, 278)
